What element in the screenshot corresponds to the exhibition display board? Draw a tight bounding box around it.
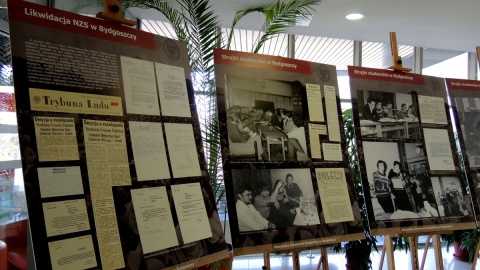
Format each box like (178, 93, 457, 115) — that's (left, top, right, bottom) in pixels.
(348, 66, 476, 235)
(8, 1, 227, 269)
(214, 49, 365, 256)
(445, 78, 480, 222)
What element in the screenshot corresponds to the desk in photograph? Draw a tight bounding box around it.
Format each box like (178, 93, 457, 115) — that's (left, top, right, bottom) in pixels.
(360, 119, 419, 138)
(256, 124, 287, 161)
(293, 199, 320, 226)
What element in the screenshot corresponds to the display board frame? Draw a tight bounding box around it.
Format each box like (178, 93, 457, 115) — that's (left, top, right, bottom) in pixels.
(8, 1, 228, 269)
(348, 66, 476, 236)
(214, 49, 365, 256)
(445, 78, 480, 222)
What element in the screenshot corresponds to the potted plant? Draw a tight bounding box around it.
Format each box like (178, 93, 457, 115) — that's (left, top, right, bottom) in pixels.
(344, 237, 375, 270)
(122, 0, 320, 268)
(342, 108, 378, 269)
(458, 228, 480, 262)
(442, 229, 478, 262)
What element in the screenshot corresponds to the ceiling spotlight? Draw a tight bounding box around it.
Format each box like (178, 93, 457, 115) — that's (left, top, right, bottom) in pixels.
(346, 13, 365, 20)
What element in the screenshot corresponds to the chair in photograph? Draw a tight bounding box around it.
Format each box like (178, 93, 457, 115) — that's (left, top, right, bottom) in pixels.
(228, 136, 259, 161)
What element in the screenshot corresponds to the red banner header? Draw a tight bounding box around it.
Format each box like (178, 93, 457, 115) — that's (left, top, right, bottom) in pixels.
(348, 66, 425, 85)
(8, 0, 155, 50)
(446, 78, 480, 91)
(214, 49, 311, 75)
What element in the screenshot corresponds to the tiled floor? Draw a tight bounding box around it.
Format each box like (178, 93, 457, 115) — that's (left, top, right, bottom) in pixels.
(232, 246, 479, 269)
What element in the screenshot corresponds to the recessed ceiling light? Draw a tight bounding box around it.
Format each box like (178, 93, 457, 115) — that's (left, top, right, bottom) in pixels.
(346, 13, 365, 20)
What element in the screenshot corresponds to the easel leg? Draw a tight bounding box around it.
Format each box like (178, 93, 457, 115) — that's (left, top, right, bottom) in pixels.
(379, 241, 386, 269)
(420, 235, 431, 270)
(263, 253, 270, 270)
(409, 236, 419, 270)
(470, 241, 480, 270)
(316, 249, 323, 270)
(292, 251, 300, 270)
(433, 234, 444, 270)
(320, 247, 329, 270)
(385, 235, 395, 270)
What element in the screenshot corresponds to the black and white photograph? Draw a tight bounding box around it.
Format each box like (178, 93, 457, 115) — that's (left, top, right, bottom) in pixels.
(363, 141, 438, 221)
(472, 173, 480, 207)
(431, 176, 469, 217)
(454, 96, 480, 168)
(232, 168, 319, 233)
(224, 75, 308, 162)
(357, 90, 420, 139)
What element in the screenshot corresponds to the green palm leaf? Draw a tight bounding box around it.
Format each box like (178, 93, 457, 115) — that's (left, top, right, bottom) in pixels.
(227, 0, 320, 53)
(122, 0, 320, 206)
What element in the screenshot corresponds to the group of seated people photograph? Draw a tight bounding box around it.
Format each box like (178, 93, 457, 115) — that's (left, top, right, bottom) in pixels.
(234, 171, 314, 232)
(370, 160, 438, 220)
(226, 105, 308, 161)
(358, 90, 420, 139)
(362, 96, 418, 122)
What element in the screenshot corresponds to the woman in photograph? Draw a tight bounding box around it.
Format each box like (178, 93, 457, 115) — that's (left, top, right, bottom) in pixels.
(286, 116, 308, 160)
(373, 160, 395, 213)
(388, 161, 413, 211)
(268, 179, 296, 229)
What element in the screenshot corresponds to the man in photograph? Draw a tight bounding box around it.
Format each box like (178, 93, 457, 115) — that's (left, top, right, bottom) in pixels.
(361, 96, 380, 121)
(249, 106, 264, 122)
(375, 100, 384, 116)
(236, 185, 275, 232)
(284, 173, 303, 208)
(397, 103, 408, 119)
(263, 108, 281, 127)
(383, 100, 394, 118)
(253, 186, 274, 219)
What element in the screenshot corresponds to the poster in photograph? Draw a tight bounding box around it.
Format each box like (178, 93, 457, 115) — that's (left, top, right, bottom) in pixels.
(215, 49, 364, 255)
(445, 78, 480, 221)
(349, 66, 476, 235)
(9, 1, 227, 269)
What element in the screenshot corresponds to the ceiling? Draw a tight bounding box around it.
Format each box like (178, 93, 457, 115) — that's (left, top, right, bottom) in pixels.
(125, 0, 480, 53)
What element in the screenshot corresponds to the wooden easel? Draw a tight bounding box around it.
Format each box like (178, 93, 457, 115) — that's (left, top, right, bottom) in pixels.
(377, 33, 416, 269)
(378, 234, 444, 270)
(292, 251, 300, 270)
(96, 0, 136, 26)
(262, 247, 330, 270)
(388, 32, 412, 72)
(316, 247, 329, 270)
(417, 234, 444, 270)
(476, 46, 480, 62)
(470, 241, 480, 270)
(378, 235, 396, 269)
(263, 252, 270, 269)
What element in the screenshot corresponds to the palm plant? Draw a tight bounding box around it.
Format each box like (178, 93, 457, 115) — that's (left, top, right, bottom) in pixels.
(342, 108, 377, 270)
(121, 0, 320, 207)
